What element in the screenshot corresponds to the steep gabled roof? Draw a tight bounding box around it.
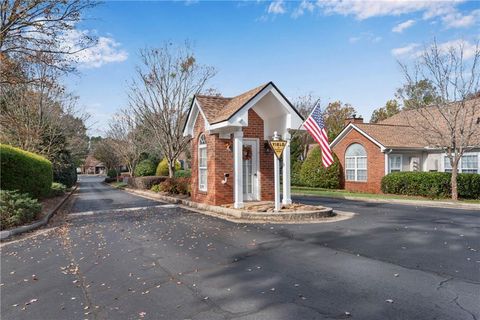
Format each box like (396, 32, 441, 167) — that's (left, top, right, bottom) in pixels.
(194, 83, 269, 124)
(211, 83, 268, 124)
(194, 95, 231, 124)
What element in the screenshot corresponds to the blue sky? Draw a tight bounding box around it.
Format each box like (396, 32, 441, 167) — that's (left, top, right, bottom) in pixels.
(65, 0, 480, 136)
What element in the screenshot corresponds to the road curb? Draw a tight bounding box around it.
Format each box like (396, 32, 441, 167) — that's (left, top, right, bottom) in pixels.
(292, 192, 480, 211)
(120, 187, 338, 223)
(0, 186, 78, 241)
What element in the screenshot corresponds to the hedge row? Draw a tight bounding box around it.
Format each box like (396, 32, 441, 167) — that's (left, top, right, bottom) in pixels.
(381, 172, 480, 199)
(127, 176, 167, 190)
(151, 177, 190, 195)
(0, 144, 53, 198)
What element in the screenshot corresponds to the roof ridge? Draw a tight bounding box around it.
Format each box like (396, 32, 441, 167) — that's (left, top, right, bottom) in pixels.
(195, 94, 231, 99)
(357, 123, 413, 127)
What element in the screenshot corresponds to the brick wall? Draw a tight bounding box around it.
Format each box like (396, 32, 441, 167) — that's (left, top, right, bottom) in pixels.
(190, 109, 274, 206)
(332, 129, 385, 193)
(244, 110, 274, 202)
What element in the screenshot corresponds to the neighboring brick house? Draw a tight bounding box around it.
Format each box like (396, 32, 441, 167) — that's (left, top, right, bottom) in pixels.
(330, 98, 480, 193)
(80, 155, 106, 175)
(182, 82, 304, 208)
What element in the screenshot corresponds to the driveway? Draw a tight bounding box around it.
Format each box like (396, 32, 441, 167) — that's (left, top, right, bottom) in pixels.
(1, 175, 478, 320)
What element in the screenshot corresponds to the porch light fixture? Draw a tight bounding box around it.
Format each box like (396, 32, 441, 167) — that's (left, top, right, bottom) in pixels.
(264, 142, 271, 154)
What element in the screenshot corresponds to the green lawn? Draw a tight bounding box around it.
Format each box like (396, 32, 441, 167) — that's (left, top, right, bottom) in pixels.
(291, 186, 480, 204)
(110, 181, 128, 189)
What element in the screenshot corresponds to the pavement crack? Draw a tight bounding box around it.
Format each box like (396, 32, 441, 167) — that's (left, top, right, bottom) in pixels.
(436, 277, 454, 290)
(452, 295, 478, 320)
(58, 223, 98, 320)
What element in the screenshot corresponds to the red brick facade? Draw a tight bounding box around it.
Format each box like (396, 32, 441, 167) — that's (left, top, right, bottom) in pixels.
(332, 128, 385, 193)
(190, 109, 274, 206)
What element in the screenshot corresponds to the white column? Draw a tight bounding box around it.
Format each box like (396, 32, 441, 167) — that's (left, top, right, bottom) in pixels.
(274, 150, 281, 212)
(233, 131, 244, 209)
(273, 131, 281, 212)
(282, 132, 292, 205)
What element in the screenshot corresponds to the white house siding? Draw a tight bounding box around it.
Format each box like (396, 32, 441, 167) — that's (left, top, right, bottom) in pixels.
(386, 151, 425, 173)
(387, 148, 480, 174)
(423, 152, 442, 172)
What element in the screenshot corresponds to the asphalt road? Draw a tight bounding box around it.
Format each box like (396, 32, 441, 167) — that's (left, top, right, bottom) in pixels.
(1, 175, 479, 320)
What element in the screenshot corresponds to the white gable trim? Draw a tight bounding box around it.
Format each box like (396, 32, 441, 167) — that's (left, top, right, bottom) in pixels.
(183, 98, 210, 137)
(210, 83, 304, 132)
(330, 123, 385, 152)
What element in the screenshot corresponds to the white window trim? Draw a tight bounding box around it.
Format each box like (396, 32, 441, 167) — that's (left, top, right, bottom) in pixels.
(388, 154, 403, 173)
(442, 152, 479, 174)
(345, 156, 367, 182)
(345, 143, 368, 182)
(198, 134, 207, 191)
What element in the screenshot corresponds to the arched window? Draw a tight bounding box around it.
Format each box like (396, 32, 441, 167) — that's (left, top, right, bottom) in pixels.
(198, 134, 207, 191)
(345, 143, 367, 181)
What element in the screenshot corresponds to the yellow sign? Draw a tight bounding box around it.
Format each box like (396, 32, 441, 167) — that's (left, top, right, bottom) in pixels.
(269, 140, 287, 159)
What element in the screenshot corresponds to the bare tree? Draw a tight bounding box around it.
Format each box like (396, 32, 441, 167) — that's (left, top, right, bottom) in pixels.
(106, 109, 148, 177)
(398, 40, 480, 200)
(0, 0, 97, 84)
(93, 138, 120, 171)
(0, 67, 90, 162)
(127, 43, 216, 177)
(290, 93, 318, 162)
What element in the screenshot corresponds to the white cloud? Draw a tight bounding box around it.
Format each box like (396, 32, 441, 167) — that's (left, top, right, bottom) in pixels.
(62, 29, 128, 68)
(349, 32, 382, 44)
(292, 0, 315, 18)
(391, 43, 420, 57)
(349, 36, 361, 44)
(436, 39, 478, 59)
(267, 0, 286, 15)
(392, 39, 478, 59)
(314, 0, 478, 29)
(441, 9, 480, 28)
(392, 19, 415, 33)
(317, 0, 458, 20)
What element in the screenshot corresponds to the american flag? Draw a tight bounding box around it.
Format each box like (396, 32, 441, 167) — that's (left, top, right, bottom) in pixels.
(303, 102, 334, 167)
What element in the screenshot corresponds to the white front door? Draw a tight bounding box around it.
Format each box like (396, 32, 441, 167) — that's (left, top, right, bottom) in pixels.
(242, 139, 259, 201)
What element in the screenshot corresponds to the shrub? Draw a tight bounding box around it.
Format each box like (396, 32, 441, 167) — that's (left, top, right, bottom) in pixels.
(0, 144, 53, 198)
(53, 162, 77, 188)
(50, 183, 66, 196)
(298, 146, 341, 189)
(111, 182, 128, 189)
(0, 190, 42, 230)
(104, 177, 116, 183)
(150, 184, 162, 193)
(127, 176, 167, 190)
(156, 158, 181, 176)
(174, 169, 191, 178)
(457, 174, 480, 199)
(291, 161, 303, 186)
(107, 168, 118, 178)
(158, 177, 190, 195)
(381, 172, 480, 199)
(134, 159, 156, 177)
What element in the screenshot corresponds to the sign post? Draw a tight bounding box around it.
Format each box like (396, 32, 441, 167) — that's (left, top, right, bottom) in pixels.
(269, 131, 287, 212)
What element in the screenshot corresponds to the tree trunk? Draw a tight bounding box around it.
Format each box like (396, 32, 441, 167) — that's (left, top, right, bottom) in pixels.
(168, 160, 175, 178)
(451, 163, 458, 201)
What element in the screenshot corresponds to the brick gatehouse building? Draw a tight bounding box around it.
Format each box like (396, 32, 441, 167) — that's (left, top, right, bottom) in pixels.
(183, 82, 304, 208)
